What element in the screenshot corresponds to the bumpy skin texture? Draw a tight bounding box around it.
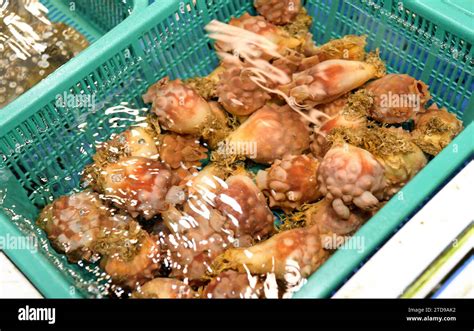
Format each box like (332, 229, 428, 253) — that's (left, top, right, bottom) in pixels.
(161, 172, 274, 281)
(271, 35, 367, 77)
(37, 191, 128, 262)
(226, 104, 310, 164)
(218, 223, 330, 284)
(301, 35, 367, 63)
(217, 63, 271, 116)
(280, 59, 380, 107)
(215, 13, 301, 55)
(324, 126, 428, 201)
(99, 224, 160, 289)
(256, 154, 321, 211)
(272, 52, 304, 77)
(215, 175, 275, 242)
(412, 105, 463, 156)
(365, 74, 431, 123)
(317, 95, 349, 117)
(158, 133, 208, 170)
(86, 122, 206, 186)
(304, 199, 369, 249)
(143, 78, 213, 135)
(254, 0, 301, 25)
(203, 270, 264, 298)
(376, 128, 427, 198)
(92, 126, 160, 167)
(318, 144, 386, 219)
(311, 110, 367, 159)
(132, 278, 196, 299)
(162, 205, 230, 281)
(98, 157, 178, 220)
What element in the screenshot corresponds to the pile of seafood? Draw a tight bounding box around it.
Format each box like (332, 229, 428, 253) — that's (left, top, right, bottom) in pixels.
(0, 0, 88, 108)
(36, 0, 463, 298)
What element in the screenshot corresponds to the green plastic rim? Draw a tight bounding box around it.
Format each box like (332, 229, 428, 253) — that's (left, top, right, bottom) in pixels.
(0, 0, 472, 298)
(40, 0, 149, 42)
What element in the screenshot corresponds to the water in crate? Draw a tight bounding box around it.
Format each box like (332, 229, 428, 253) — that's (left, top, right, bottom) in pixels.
(2, 0, 464, 298)
(0, 0, 89, 108)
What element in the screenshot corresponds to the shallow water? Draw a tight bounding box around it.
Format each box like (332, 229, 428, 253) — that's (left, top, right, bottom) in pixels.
(0, 0, 89, 108)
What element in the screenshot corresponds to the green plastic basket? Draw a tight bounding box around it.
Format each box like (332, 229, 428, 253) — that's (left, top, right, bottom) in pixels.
(0, 0, 472, 298)
(41, 0, 149, 41)
(0, 0, 148, 116)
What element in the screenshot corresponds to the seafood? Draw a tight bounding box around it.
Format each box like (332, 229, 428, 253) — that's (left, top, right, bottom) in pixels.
(412, 104, 463, 156)
(320, 126, 428, 217)
(87, 157, 179, 220)
(161, 205, 230, 281)
(132, 278, 197, 298)
(34, 0, 465, 299)
(215, 103, 311, 164)
(214, 174, 275, 242)
(373, 128, 428, 197)
(318, 143, 386, 219)
(365, 74, 431, 123)
(281, 8, 313, 41)
(254, 0, 302, 25)
(36, 191, 129, 262)
(340, 127, 427, 197)
(215, 221, 329, 284)
(303, 199, 369, 248)
(279, 55, 385, 108)
(216, 61, 271, 116)
(160, 166, 230, 282)
(256, 154, 321, 211)
(91, 123, 160, 167)
(301, 35, 367, 63)
(202, 270, 264, 298)
(316, 95, 350, 117)
(142, 77, 211, 134)
(184, 66, 225, 100)
(94, 222, 160, 288)
(161, 170, 274, 281)
(212, 13, 302, 57)
(311, 109, 364, 159)
(271, 35, 367, 78)
(157, 133, 208, 172)
(310, 90, 371, 159)
(85, 117, 207, 192)
(271, 52, 305, 78)
(212, 199, 367, 293)
(143, 77, 230, 147)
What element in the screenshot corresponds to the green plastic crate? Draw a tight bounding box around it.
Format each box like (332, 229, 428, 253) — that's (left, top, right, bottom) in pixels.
(0, 0, 472, 298)
(0, 0, 148, 116)
(41, 0, 149, 41)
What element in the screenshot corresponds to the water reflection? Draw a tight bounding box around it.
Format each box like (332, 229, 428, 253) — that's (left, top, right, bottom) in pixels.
(0, 0, 88, 108)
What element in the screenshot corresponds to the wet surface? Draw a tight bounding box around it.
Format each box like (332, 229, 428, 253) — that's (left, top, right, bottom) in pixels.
(0, 0, 88, 108)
